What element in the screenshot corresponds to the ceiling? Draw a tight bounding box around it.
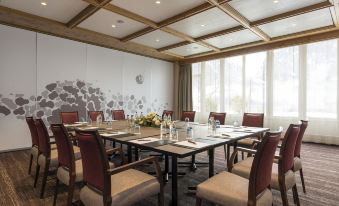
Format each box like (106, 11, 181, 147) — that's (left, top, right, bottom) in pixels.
(0, 0, 338, 61)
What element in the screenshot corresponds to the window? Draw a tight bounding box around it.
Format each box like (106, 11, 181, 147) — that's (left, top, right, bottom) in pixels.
(204, 60, 221, 112)
(245, 52, 266, 113)
(224, 56, 243, 114)
(192, 63, 202, 112)
(273, 47, 299, 117)
(306, 40, 337, 118)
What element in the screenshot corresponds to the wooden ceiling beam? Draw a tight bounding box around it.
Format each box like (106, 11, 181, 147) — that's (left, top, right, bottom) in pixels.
(67, 0, 111, 28)
(182, 25, 338, 63)
(252, 1, 333, 26)
(205, 0, 270, 41)
(157, 41, 191, 52)
(330, 0, 339, 27)
(0, 6, 178, 62)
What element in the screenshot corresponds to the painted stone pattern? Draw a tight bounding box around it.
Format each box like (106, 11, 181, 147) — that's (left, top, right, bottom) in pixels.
(0, 80, 169, 124)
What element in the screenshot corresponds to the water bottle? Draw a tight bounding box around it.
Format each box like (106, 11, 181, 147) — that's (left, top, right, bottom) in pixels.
(208, 116, 214, 130)
(140, 112, 144, 118)
(96, 114, 102, 126)
(184, 117, 190, 128)
(211, 118, 216, 132)
(186, 126, 193, 140)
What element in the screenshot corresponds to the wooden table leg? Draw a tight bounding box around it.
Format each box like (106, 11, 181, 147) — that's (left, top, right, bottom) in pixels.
(171, 156, 178, 206)
(233, 141, 238, 163)
(165, 155, 169, 182)
(134, 146, 139, 161)
(208, 148, 214, 177)
(127, 145, 132, 163)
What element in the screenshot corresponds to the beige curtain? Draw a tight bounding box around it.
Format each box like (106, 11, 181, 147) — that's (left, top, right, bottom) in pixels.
(173, 62, 192, 120)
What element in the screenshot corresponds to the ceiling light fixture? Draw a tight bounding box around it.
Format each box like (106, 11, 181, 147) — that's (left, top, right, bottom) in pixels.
(273, 0, 279, 3)
(155, 39, 160, 42)
(41, 2, 47, 6)
(155, 1, 161, 4)
(200, 24, 205, 27)
(111, 24, 116, 28)
(292, 23, 297, 27)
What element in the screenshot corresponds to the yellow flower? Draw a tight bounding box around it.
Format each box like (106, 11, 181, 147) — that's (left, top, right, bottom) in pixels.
(155, 120, 160, 126)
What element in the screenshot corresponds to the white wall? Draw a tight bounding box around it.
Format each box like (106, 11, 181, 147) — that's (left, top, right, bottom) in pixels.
(0, 24, 174, 152)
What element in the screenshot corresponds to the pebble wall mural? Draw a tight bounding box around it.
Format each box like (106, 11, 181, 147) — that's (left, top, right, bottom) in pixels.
(0, 79, 169, 124)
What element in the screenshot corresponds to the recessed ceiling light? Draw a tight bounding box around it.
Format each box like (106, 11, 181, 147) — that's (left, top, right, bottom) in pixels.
(41, 2, 47, 6)
(292, 23, 297, 27)
(193, 46, 199, 50)
(111, 24, 116, 28)
(229, 38, 233, 41)
(155, 39, 160, 42)
(273, 0, 279, 3)
(200, 24, 205, 27)
(155, 1, 161, 4)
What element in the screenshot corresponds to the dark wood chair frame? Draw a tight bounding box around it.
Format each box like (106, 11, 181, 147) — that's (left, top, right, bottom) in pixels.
(76, 130, 164, 206)
(34, 118, 57, 198)
(180, 111, 196, 122)
(162, 110, 174, 120)
(88, 110, 105, 122)
(26, 116, 39, 175)
(111, 109, 125, 120)
(197, 129, 282, 206)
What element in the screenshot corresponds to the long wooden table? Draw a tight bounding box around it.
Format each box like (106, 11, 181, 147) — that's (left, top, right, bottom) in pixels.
(66, 120, 269, 206)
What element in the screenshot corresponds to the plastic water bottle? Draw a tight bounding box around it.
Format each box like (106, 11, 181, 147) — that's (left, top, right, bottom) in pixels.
(96, 114, 102, 126)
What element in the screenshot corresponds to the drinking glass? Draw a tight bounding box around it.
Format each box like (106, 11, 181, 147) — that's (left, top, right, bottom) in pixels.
(215, 120, 220, 128)
(233, 120, 240, 128)
(171, 129, 179, 142)
(134, 125, 141, 134)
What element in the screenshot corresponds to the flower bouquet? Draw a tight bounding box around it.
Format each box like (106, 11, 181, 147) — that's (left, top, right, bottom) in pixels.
(135, 112, 161, 127)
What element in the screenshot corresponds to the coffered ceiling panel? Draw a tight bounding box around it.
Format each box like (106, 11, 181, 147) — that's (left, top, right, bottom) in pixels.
(167, 43, 212, 57)
(205, 29, 262, 49)
(111, 0, 205, 22)
(168, 8, 240, 38)
(229, 0, 326, 22)
(132, 30, 183, 49)
(79, 9, 147, 39)
(259, 8, 333, 38)
(0, 0, 88, 23)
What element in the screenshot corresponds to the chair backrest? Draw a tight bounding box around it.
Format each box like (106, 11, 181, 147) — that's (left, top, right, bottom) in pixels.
(112, 110, 125, 120)
(35, 119, 51, 157)
(76, 130, 111, 198)
(279, 124, 301, 173)
(249, 128, 282, 200)
(162, 110, 173, 120)
(294, 120, 308, 157)
(60, 111, 79, 124)
(209, 112, 226, 125)
(88, 111, 105, 122)
(51, 124, 75, 170)
(26, 116, 39, 147)
(181, 111, 196, 122)
(242, 113, 264, 127)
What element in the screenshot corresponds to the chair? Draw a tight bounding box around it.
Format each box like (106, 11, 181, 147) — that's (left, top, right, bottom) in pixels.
(162, 110, 173, 120)
(293, 120, 308, 193)
(180, 111, 196, 122)
(196, 129, 282, 206)
(26, 116, 39, 175)
(226, 113, 264, 162)
(51, 124, 84, 206)
(76, 130, 164, 206)
(34, 119, 81, 199)
(60, 111, 79, 124)
(112, 110, 125, 120)
(88, 111, 105, 122)
(230, 124, 301, 206)
(209, 112, 226, 125)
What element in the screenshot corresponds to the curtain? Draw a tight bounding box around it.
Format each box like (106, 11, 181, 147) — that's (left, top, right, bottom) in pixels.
(173, 62, 192, 120)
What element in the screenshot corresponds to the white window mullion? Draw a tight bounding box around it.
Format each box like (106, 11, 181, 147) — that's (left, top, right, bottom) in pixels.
(266, 50, 273, 118)
(201, 62, 206, 114)
(337, 39, 339, 120)
(242, 55, 246, 113)
(299, 45, 307, 119)
(220, 59, 225, 112)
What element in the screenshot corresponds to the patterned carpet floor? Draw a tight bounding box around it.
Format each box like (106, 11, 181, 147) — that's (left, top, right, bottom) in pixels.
(0, 142, 338, 206)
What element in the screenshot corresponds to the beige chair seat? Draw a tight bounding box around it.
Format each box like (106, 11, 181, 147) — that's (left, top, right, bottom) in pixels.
(73, 146, 81, 160)
(80, 169, 160, 206)
(197, 171, 272, 206)
(237, 138, 256, 146)
(38, 149, 59, 168)
(31, 146, 39, 158)
(57, 159, 83, 185)
(51, 144, 57, 150)
(232, 158, 296, 190)
(293, 157, 302, 172)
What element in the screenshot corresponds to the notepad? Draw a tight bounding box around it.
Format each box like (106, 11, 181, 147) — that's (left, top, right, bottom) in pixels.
(129, 137, 160, 144)
(174, 141, 210, 149)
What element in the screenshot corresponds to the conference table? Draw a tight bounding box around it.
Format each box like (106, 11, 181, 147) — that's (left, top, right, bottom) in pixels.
(65, 120, 269, 206)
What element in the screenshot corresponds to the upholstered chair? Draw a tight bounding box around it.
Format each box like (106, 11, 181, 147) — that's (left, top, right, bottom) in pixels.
(180, 111, 196, 122)
(26, 117, 40, 175)
(51, 124, 83, 206)
(229, 124, 301, 206)
(292, 120, 308, 193)
(196, 129, 282, 206)
(208, 112, 226, 125)
(112, 110, 125, 120)
(162, 110, 174, 120)
(76, 130, 164, 206)
(226, 113, 264, 162)
(60, 111, 79, 124)
(88, 111, 105, 122)
(34, 119, 81, 199)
